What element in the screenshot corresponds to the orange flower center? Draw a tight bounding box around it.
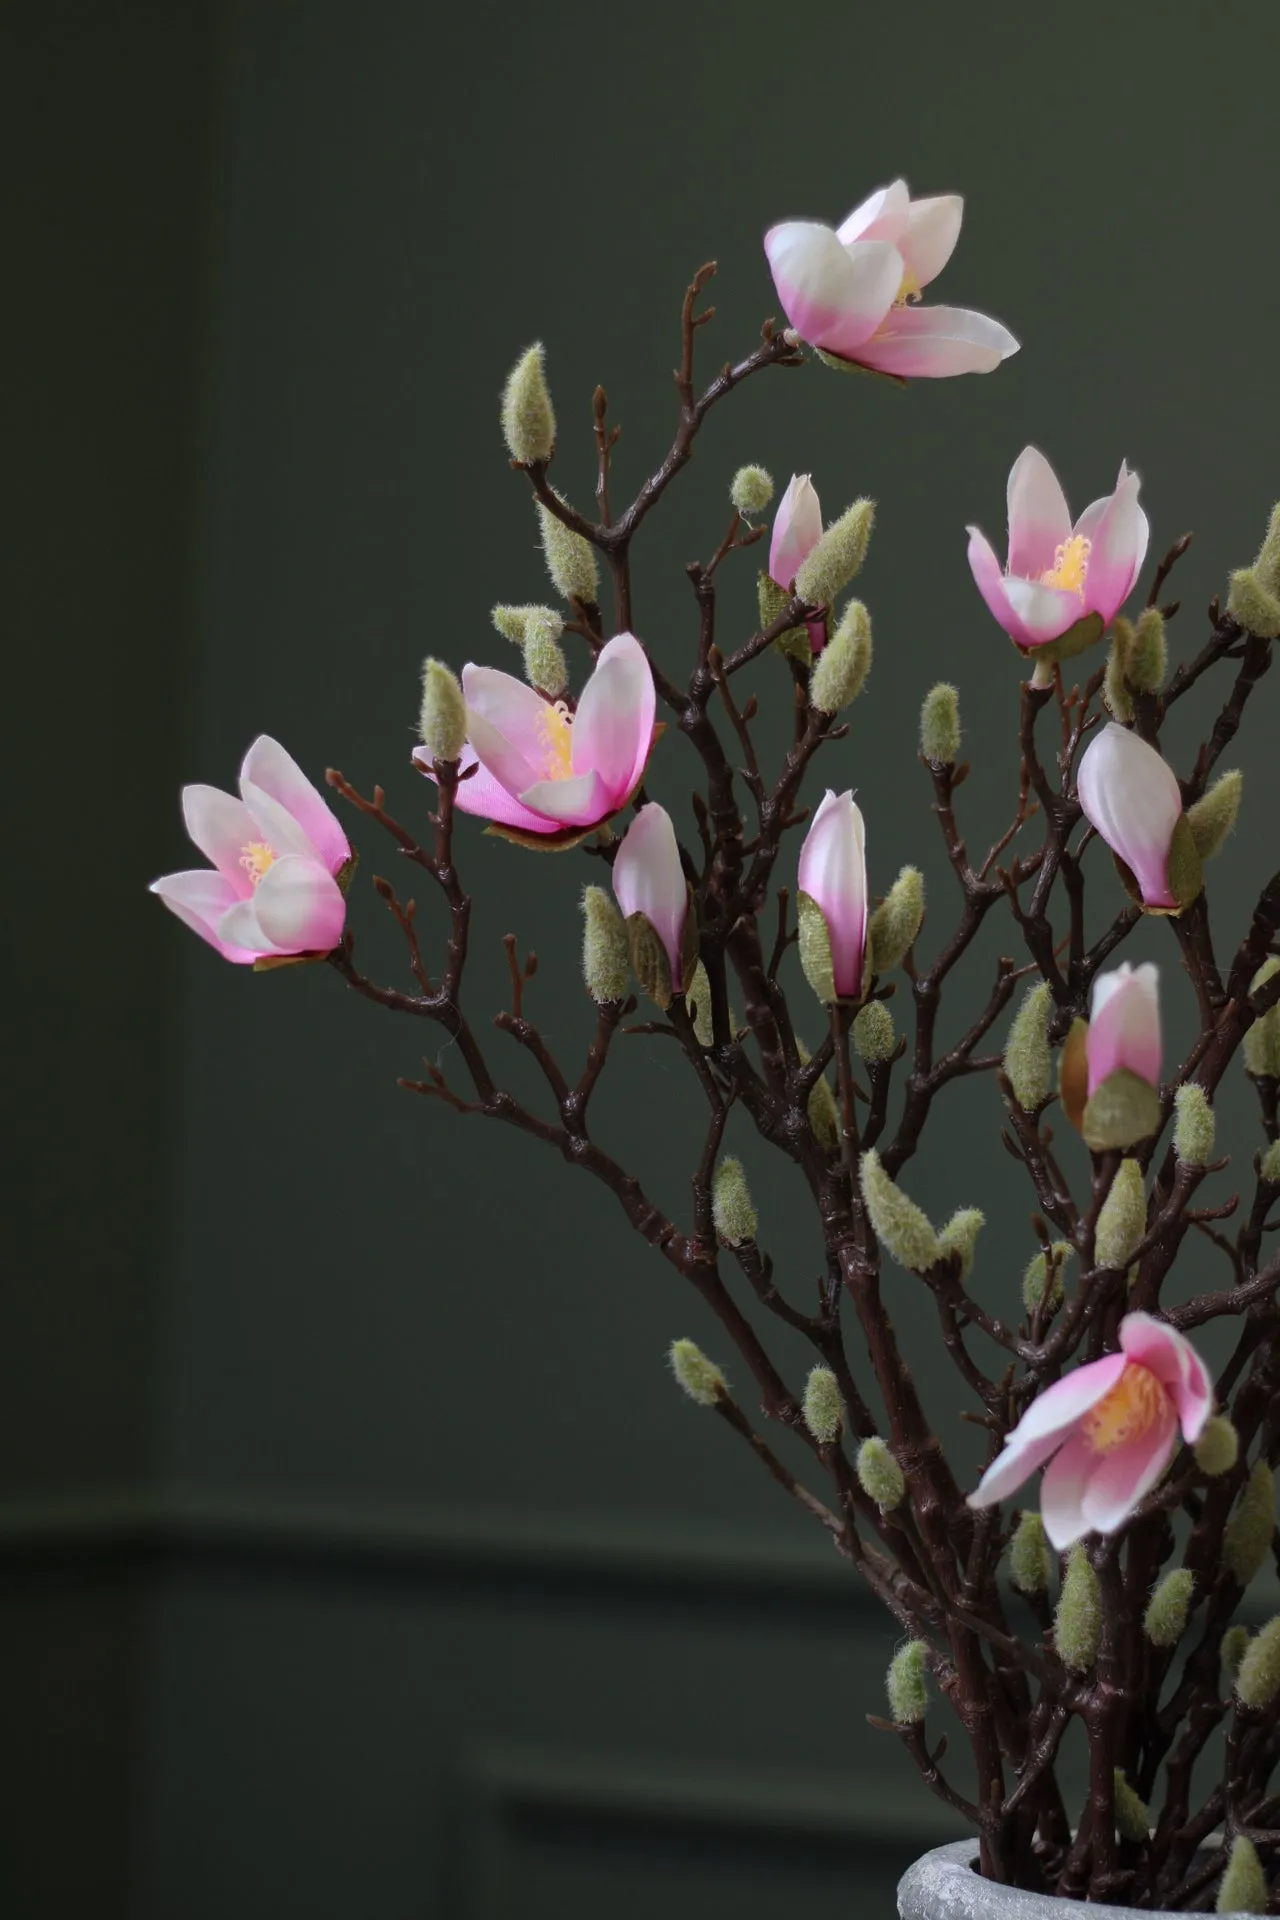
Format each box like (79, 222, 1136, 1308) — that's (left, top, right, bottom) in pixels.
(1039, 534, 1092, 598)
(535, 701, 574, 781)
(1081, 1364, 1166, 1456)
(238, 840, 276, 886)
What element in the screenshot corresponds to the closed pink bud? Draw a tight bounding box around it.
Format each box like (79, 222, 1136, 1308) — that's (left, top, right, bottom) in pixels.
(1077, 724, 1182, 910)
(798, 790, 868, 1000)
(1087, 963, 1161, 1097)
(612, 803, 689, 987)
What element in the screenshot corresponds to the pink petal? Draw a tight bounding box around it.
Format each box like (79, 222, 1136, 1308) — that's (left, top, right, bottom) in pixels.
(967, 1425, 1074, 1511)
(181, 784, 261, 894)
(855, 304, 1019, 378)
(966, 527, 1039, 650)
(1002, 576, 1089, 646)
(1087, 963, 1161, 1095)
(1119, 1313, 1213, 1443)
(463, 706, 541, 802)
(1080, 463, 1148, 624)
(797, 790, 867, 998)
(763, 223, 903, 357)
(517, 769, 609, 826)
(1006, 447, 1072, 582)
(149, 869, 260, 964)
(413, 745, 562, 835)
(572, 632, 655, 802)
(769, 475, 823, 588)
(241, 854, 345, 953)
(898, 194, 963, 289)
(462, 664, 554, 776)
(836, 178, 911, 247)
(1039, 1431, 1097, 1550)
(239, 734, 350, 873)
(240, 780, 327, 865)
(1079, 1404, 1178, 1535)
(612, 803, 687, 981)
(1077, 724, 1182, 909)
(1008, 1353, 1130, 1447)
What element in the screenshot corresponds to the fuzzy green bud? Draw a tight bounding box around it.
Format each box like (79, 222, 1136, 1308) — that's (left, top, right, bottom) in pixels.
(803, 1366, 844, 1445)
(1227, 567, 1280, 640)
(886, 1640, 928, 1724)
(491, 602, 564, 648)
(1095, 1159, 1147, 1270)
(857, 1436, 906, 1510)
(1236, 1615, 1280, 1711)
(1174, 1083, 1217, 1166)
(1113, 1769, 1150, 1843)
(852, 1000, 895, 1064)
(418, 658, 467, 764)
(1055, 1543, 1102, 1671)
(1254, 502, 1280, 591)
(919, 682, 961, 765)
(1195, 1416, 1240, 1478)
(519, 609, 568, 698)
(730, 465, 773, 515)
(1223, 1625, 1251, 1682)
(796, 892, 836, 1005)
(794, 498, 875, 606)
(859, 1150, 940, 1272)
(807, 1069, 840, 1150)
(1144, 1568, 1194, 1648)
(1217, 1835, 1267, 1914)
(1224, 1460, 1275, 1587)
(1262, 1139, 1280, 1186)
(1023, 1241, 1073, 1317)
(668, 1337, 727, 1407)
(537, 493, 598, 605)
(1126, 606, 1167, 693)
(1082, 1068, 1163, 1152)
(867, 867, 925, 975)
(712, 1157, 757, 1247)
(1103, 629, 1134, 723)
(938, 1207, 984, 1282)
(810, 601, 872, 713)
(758, 569, 808, 661)
(1005, 982, 1053, 1113)
(688, 960, 714, 1047)
(500, 343, 556, 463)
(580, 885, 629, 1004)
(1243, 960, 1280, 1079)
(1187, 769, 1243, 865)
(1009, 1510, 1052, 1595)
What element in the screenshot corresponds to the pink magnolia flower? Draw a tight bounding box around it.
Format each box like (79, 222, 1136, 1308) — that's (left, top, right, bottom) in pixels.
(798, 790, 868, 999)
(413, 632, 656, 849)
(968, 448, 1150, 652)
(150, 735, 350, 963)
(1088, 963, 1161, 1098)
(764, 178, 1018, 379)
(968, 1312, 1212, 1550)
(612, 803, 688, 985)
(1077, 723, 1182, 910)
(769, 474, 827, 652)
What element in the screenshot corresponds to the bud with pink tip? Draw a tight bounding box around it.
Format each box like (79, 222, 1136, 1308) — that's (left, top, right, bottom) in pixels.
(1077, 723, 1202, 913)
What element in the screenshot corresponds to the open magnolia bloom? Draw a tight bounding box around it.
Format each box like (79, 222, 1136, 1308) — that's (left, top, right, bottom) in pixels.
(967, 448, 1149, 654)
(150, 735, 351, 964)
(968, 1312, 1212, 1549)
(768, 474, 827, 651)
(413, 632, 657, 850)
(797, 790, 868, 1001)
(764, 179, 1018, 379)
(1076, 722, 1201, 913)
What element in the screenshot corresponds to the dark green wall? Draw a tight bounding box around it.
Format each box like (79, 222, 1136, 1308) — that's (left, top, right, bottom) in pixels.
(5, 2, 1279, 1914)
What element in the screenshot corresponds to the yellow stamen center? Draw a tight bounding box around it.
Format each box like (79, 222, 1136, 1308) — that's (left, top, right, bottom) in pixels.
(239, 840, 277, 886)
(1039, 534, 1092, 598)
(1081, 1365, 1166, 1456)
(894, 266, 922, 306)
(535, 701, 574, 781)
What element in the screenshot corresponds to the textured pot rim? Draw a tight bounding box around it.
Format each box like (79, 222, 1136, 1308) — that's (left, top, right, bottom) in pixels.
(897, 1837, 1253, 1919)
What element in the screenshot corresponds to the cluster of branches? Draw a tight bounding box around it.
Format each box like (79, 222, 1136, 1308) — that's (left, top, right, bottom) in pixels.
(323, 268, 1280, 1908)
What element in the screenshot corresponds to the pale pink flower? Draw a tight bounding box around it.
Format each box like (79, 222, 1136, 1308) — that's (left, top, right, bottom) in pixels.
(1077, 723, 1182, 910)
(764, 178, 1018, 379)
(798, 790, 868, 999)
(967, 447, 1150, 651)
(612, 803, 688, 984)
(768, 474, 827, 652)
(150, 735, 350, 963)
(1088, 963, 1161, 1098)
(413, 632, 656, 847)
(968, 1312, 1212, 1550)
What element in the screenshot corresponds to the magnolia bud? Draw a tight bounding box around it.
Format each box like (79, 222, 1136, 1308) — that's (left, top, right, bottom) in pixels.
(1236, 1616, 1280, 1710)
(1023, 1241, 1073, 1317)
(857, 1436, 905, 1510)
(1005, 982, 1053, 1112)
(581, 885, 629, 1004)
(1226, 567, 1280, 639)
(1095, 1159, 1147, 1270)
(920, 682, 961, 765)
(668, 1337, 727, 1407)
(418, 658, 467, 763)
(1262, 1139, 1280, 1186)
(797, 892, 836, 1006)
(538, 494, 598, 605)
(1217, 1835, 1266, 1914)
(500, 342, 556, 463)
(1254, 501, 1280, 591)
(730, 465, 774, 515)
(1010, 1510, 1052, 1594)
(938, 1207, 984, 1282)
(1223, 1625, 1251, 1682)
(712, 1157, 757, 1247)
(521, 622, 568, 701)
(1056, 1543, 1101, 1671)
(811, 601, 872, 713)
(867, 867, 924, 975)
(859, 1150, 939, 1272)
(1244, 960, 1280, 1079)
(794, 498, 875, 606)
(1103, 624, 1134, 721)
(1224, 1460, 1275, 1587)
(1187, 769, 1243, 864)
(886, 1640, 928, 1724)
(1113, 1769, 1150, 1843)
(1144, 1568, 1194, 1647)
(1174, 1083, 1216, 1165)
(1195, 1416, 1240, 1478)
(491, 603, 564, 648)
(688, 960, 714, 1047)
(1083, 1070, 1162, 1152)
(803, 1365, 844, 1444)
(852, 1000, 894, 1064)
(1127, 606, 1167, 692)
